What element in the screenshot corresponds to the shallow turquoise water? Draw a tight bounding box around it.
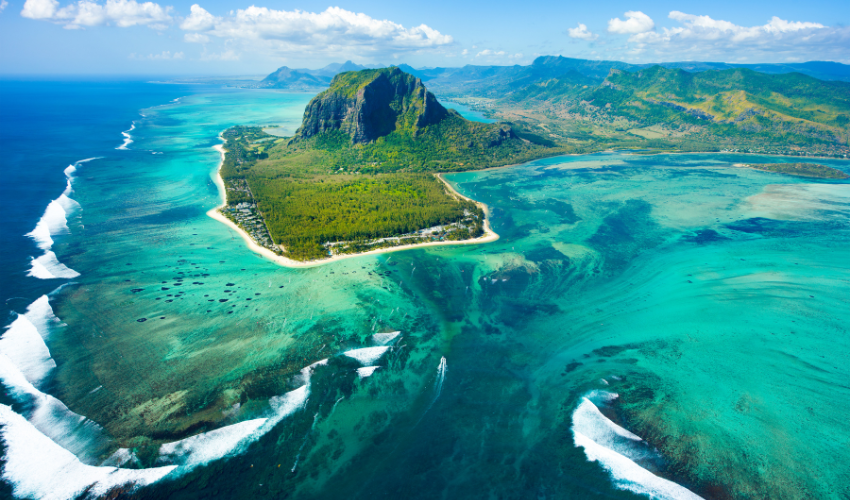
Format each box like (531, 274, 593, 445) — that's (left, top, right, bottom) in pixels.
(2, 87, 849, 499)
(439, 99, 496, 123)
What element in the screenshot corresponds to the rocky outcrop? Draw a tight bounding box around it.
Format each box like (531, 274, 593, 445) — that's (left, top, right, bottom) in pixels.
(295, 67, 450, 144)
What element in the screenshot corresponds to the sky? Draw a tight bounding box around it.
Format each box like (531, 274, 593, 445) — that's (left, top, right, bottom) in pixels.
(0, 0, 849, 75)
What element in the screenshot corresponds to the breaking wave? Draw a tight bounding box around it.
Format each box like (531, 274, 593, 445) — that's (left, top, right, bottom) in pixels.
(24, 159, 92, 279)
(0, 292, 330, 497)
(343, 346, 390, 365)
(116, 122, 135, 150)
(28, 251, 80, 279)
(572, 391, 703, 500)
(0, 296, 58, 386)
(157, 360, 318, 473)
(0, 405, 176, 500)
(158, 418, 267, 469)
(0, 295, 112, 462)
(372, 331, 400, 345)
(356, 366, 380, 378)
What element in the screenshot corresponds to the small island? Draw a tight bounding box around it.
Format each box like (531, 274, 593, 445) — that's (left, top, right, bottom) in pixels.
(211, 67, 563, 264)
(735, 162, 849, 179)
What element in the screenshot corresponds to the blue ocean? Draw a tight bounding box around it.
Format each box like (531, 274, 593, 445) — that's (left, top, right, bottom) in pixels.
(1, 80, 849, 499)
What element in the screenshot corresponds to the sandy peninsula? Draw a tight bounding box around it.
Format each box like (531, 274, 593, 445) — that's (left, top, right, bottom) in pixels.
(207, 142, 499, 269)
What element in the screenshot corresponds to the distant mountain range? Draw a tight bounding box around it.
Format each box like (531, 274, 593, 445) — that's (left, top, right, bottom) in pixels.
(259, 56, 850, 92)
(259, 60, 384, 90)
(507, 65, 850, 148)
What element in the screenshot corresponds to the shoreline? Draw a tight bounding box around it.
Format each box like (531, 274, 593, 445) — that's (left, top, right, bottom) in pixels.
(624, 149, 849, 161)
(207, 139, 847, 269)
(206, 138, 500, 269)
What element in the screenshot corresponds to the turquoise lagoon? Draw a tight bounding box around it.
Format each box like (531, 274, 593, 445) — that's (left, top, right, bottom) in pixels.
(1, 85, 849, 500)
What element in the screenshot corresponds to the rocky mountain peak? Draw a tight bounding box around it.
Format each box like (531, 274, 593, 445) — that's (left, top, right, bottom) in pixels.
(294, 67, 450, 144)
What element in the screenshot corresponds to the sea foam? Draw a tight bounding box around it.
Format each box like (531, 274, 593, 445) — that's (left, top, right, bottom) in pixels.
(356, 366, 380, 378)
(0, 404, 175, 500)
(343, 346, 390, 365)
(26, 198, 68, 251)
(28, 251, 80, 279)
(0, 296, 112, 463)
(0, 295, 59, 386)
(572, 393, 704, 500)
(372, 331, 401, 345)
(116, 122, 135, 150)
(158, 371, 313, 472)
(25, 159, 87, 278)
(158, 418, 267, 469)
(0, 354, 112, 463)
(0, 313, 56, 387)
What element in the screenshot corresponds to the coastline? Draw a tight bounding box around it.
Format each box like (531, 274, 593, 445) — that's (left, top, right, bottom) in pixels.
(206, 139, 500, 269)
(624, 150, 849, 161)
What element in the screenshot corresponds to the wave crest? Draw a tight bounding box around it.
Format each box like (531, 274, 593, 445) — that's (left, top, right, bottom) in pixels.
(572, 392, 704, 500)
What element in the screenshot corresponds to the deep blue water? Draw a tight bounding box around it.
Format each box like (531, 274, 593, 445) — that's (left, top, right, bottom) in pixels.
(0, 80, 191, 323)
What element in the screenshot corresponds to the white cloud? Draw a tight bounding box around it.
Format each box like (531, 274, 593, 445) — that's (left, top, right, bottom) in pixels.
(473, 49, 525, 63)
(623, 12, 849, 62)
(656, 11, 824, 42)
(21, 0, 171, 29)
(21, 0, 58, 19)
(608, 11, 654, 34)
(181, 5, 452, 59)
(568, 23, 597, 40)
(183, 32, 208, 43)
(129, 50, 183, 59)
(180, 3, 214, 31)
(0, 0, 9, 13)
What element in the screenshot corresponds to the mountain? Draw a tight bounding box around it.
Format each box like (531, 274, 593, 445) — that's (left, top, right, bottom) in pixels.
(302, 60, 377, 78)
(656, 60, 850, 82)
(259, 61, 387, 90)
(295, 67, 451, 144)
(260, 66, 325, 90)
(259, 56, 850, 94)
(503, 69, 597, 102)
(598, 66, 849, 142)
(410, 56, 850, 98)
(497, 65, 850, 153)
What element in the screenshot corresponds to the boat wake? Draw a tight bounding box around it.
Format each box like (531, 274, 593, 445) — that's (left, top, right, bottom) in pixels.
(572, 391, 703, 500)
(434, 356, 447, 401)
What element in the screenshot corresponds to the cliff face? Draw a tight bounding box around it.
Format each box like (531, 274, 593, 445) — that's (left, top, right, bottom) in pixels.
(296, 67, 450, 144)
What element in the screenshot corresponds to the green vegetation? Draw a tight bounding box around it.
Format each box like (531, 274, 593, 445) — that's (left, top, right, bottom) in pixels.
(740, 162, 849, 179)
(220, 126, 492, 261)
(493, 66, 850, 157)
(324, 68, 393, 98)
(298, 119, 561, 173)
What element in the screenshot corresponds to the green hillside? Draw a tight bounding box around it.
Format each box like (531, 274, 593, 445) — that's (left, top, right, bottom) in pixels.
(497, 66, 850, 154)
